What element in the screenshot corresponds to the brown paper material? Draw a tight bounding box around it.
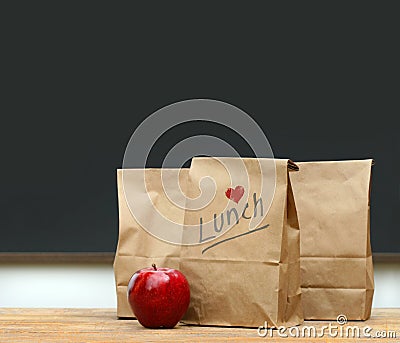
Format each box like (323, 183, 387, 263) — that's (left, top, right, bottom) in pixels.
(289, 160, 374, 320)
(179, 157, 303, 327)
(113, 169, 189, 317)
(114, 158, 303, 327)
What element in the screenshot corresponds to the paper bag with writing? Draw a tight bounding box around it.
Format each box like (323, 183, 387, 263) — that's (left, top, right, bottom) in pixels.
(113, 168, 189, 317)
(289, 160, 374, 320)
(179, 157, 303, 327)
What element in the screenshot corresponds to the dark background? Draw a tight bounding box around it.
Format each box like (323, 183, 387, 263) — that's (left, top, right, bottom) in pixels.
(1, 3, 398, 253)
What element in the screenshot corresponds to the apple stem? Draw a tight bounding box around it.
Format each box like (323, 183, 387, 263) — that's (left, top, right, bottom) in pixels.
(152, 263, 157, 271)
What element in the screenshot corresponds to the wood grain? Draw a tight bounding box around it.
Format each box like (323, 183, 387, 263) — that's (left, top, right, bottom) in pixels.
(0, 308, 398, 342)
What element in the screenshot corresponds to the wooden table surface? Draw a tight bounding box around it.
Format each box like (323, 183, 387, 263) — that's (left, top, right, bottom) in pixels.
(0, 308, 399, 342)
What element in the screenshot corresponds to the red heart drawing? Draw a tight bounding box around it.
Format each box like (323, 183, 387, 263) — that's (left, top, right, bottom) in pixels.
(225, 186, 244, 204)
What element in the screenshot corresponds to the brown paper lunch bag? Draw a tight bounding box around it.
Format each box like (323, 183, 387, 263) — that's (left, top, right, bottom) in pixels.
(179, 157, 303, 328)
(289, 159, 374, 320)
(113, 168, 189, 317)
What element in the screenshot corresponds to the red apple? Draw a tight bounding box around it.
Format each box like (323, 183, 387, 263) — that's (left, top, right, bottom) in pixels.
(127, 263, 190, 328)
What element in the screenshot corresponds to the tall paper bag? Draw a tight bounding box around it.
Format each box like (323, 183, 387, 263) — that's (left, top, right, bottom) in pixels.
(290, 160, 374, 320)
(113, 168, 188, 317)
(179, 157, 303, 327)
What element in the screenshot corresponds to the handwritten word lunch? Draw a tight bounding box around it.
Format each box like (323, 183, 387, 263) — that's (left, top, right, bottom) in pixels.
(199, 192, 265, 244)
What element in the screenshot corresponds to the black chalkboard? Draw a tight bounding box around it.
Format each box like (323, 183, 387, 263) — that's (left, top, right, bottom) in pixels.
(1, 3, 398, 255)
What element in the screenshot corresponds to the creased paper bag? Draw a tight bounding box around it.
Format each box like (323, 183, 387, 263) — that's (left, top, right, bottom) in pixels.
(289, 160, 374, 320)
(179, 157, 303, 327)
(113, 168, 189, 318)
